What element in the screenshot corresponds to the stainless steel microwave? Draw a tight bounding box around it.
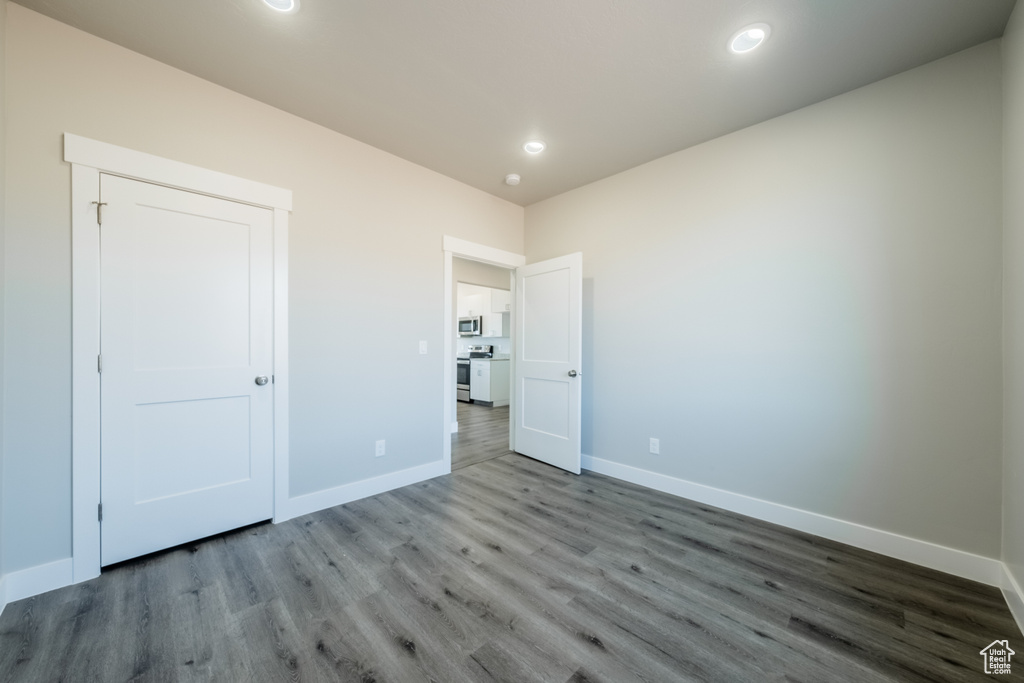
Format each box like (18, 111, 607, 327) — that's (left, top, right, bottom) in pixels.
(458, 316, 482, 336)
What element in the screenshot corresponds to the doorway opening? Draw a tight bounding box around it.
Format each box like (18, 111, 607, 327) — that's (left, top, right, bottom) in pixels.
(452, 262, 514, 470)
(441, 237, 524, 474)
(441, 235, 582, 476)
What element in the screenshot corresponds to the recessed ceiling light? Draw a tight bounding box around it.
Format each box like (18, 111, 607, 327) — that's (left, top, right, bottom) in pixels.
(729, 23, 770, 54)
(263, 0, 299, 13)
(523, 141, 546, 154)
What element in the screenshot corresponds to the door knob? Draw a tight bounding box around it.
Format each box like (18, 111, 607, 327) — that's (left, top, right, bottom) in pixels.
(568, 370, 578, 378)
(255, 376, 269, 386)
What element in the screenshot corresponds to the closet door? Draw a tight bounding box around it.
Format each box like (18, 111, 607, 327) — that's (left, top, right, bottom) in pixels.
(100, 174, 274, 565)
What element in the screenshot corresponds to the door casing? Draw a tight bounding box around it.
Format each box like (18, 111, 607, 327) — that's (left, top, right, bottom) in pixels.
(67, 133, 292, 583)
(442, 236, 525, 472)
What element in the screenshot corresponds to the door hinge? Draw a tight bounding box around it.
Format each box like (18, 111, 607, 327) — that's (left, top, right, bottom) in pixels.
(91, 201, 108, 225)
(272, 375, 275, 384)
(98, 503, 103, 522)
(98, 354, 103, 373)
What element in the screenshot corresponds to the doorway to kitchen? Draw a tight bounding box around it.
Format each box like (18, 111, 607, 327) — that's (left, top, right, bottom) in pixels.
(442, 235, 583, 476)
(452, 259, 514, 470)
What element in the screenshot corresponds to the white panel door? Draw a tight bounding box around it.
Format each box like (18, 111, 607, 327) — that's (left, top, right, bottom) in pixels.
(514, 252, 583, 474)
(100, 174, 274, 565)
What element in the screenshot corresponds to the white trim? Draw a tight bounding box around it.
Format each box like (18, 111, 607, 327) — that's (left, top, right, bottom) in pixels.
(1002, 564, 1024, 637)
(443, 249, 454, 472)
(506, 268, 517, 454)
(442, 236, 525, 473)
(582, 454, 1004, 586)
(276, 460, 447, 522)
(442, 236, 526, 269)
(68, 133, 291, 582)
(0, 573, 6, 617)
(64, 134, 291, 211)
(2, 559, 74, 606)
(272, 207, 291, 522)
(71, 163, 102, 583)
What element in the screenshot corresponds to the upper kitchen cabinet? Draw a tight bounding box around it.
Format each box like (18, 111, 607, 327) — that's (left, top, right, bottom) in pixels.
(457, 285, 486, 317)
(490, 289, 511, 313)
(458, 283, 510, 337)
(483, 310, 506, 338)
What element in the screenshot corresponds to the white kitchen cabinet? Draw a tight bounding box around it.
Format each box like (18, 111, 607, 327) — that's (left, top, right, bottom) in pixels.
(458, 291, 485, 317)
(459, 284, 510, 337)
(470, 359, 509, 406)
(489, 360, 510, 406)
(482, 311, 508, 337)
(490, 289, 511, 313)
(469, 360, 491, 402)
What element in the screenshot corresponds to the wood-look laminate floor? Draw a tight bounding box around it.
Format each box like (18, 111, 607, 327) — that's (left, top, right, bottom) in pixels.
(452, 400, 511, 471)
(1, 457, 1021, 681)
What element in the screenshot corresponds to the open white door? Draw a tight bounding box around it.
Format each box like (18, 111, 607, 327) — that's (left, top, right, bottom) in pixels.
(514, 252, 583, 474)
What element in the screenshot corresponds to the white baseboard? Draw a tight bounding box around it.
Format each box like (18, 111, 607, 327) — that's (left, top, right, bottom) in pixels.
(451, 421, 459, 434)
(276, 460, 448, 522)
(1002, 564, 1024, 636)
(0, 558, 74, 617)
(581, 455, 1003, 587)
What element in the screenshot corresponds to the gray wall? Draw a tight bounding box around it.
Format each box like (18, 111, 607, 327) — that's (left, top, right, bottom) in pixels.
(525, 42, 1004, 557)
(1004, 2, 1024, 595)
(3, 5, 523, 574)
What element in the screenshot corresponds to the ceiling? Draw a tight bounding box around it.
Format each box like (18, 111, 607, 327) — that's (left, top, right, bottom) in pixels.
(13, 0, 1017, 205)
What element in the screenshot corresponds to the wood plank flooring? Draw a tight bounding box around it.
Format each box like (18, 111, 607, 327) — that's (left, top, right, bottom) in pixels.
(452, 401, 511, 471)
(1, 450, 1021, 680)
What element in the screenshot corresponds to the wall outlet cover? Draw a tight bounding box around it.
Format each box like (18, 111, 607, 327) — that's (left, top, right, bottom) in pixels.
(375, 439, 386, 457)
(649, 438, 660, 455)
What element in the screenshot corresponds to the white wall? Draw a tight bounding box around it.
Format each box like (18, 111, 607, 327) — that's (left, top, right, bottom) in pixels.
(3, 5, 523, 574)
(1003, 1, 1024, 610)
(526, 42, 1004, 557)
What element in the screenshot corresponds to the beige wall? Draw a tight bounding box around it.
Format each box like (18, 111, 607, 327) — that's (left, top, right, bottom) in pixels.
(1004, 2, 1024, 595)
(3, 4, 523, 573)
(526, 42, 1004, 556)
(454, 257, 513, 291)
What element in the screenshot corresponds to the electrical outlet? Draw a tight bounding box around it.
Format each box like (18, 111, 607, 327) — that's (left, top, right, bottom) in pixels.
(649, 438, 660, 455)
(419, 340, 428, 355)
(375, 439, 386, 457)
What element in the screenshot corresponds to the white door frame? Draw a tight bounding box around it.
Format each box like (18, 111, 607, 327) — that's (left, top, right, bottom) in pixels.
(66, 133, 292, 583)
(442, 236, 525, 472)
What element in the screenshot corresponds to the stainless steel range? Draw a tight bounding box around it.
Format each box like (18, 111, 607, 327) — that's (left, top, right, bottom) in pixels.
(457, 345, 492, 402)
